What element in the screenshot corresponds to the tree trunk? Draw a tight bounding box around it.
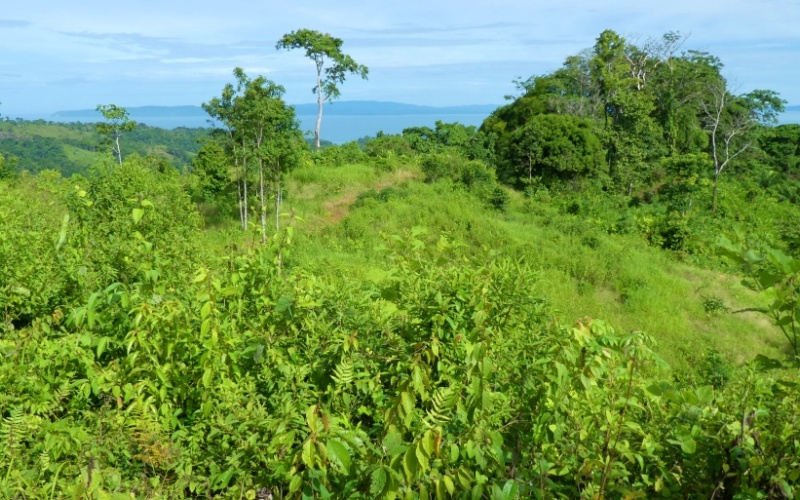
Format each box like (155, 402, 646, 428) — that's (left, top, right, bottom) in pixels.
(241, 140, 248, 231)
(315, 58, 324, 150)
(259, 163, 266, 244)
(315, 84, 323, 151)
(275, 160, 281, 232)
(712, 171, 719, 214)
(114, 132, 123, 165)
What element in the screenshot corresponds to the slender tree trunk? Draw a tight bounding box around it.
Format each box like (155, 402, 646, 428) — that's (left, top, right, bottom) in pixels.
(231, 140, 246, 231)
(241, 140, 248, 231)
(315, 58, 324, 150)
(275, 159, 281, 232)
(712, 171, 719, 214)
(259, 163, 267, 244)
(255, 127, 267, 244)
(114, 132, 123, 165)
(237, 177, 245, 230)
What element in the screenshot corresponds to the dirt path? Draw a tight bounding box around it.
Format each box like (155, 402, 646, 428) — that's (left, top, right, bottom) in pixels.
(322, 168, 418, 224)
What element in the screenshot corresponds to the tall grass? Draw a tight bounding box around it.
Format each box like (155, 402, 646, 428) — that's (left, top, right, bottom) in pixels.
(197, 161, 786, 371)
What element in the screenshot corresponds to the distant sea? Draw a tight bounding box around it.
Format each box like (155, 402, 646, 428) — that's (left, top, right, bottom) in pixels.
(780, 108, 800, 125)
(13, 113, 491, 144)
(12, 105, 799, 144)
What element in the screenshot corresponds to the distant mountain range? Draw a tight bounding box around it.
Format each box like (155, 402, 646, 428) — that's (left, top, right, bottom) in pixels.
(52, 101, 500, 119)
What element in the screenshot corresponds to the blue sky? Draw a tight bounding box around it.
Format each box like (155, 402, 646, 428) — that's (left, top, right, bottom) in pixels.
(1, 0, 798, 117)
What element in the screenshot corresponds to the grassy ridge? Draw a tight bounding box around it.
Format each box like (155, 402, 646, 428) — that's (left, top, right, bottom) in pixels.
(199, 160, 785, 371)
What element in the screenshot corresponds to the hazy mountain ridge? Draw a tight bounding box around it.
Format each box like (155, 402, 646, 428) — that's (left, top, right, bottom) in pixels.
(52, 101, 500, 119)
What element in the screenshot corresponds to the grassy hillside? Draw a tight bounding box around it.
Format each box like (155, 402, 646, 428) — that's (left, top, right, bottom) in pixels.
(2, 152, 798, 498)
(259, 161, 785, 371)
(0, 119, 208, 175)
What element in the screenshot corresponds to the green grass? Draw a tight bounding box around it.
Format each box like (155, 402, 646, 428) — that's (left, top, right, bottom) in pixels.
(210, 161, 788, 372)
(62, 143, 99, 171)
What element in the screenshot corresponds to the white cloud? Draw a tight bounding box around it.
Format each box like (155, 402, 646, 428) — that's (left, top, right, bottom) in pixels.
(0, 0, 797, 114)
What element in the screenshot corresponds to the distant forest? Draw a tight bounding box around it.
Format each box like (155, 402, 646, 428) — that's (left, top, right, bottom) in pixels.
(0, 119, 209, 176)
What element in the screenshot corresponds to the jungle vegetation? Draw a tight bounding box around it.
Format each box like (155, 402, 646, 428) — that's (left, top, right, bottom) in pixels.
(1, 29, 800, 499)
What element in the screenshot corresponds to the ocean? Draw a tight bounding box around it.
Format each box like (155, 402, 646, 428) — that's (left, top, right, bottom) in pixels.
(779, 109, 800, 126)
(13, 113, 492, 144)
(13, 108, 798, 145)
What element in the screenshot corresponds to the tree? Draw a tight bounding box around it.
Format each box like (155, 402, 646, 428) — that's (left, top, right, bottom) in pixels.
(203, 68, 304, 241)
(700, 78, 785, 213)
(589, 30, 666, 190)
(276, 29, 368, 150)
(501, 114, 605, 186)
(192, 139, 234, 208)
(0, 154, 17, 179)
(96, 104, 136, 165)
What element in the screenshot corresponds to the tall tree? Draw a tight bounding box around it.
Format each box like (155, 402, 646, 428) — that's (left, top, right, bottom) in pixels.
(203, 68, 304, 241)
(590, 30, 664, 190)
(276, 29, 368, 150)
(701, 77, 785, 213)
(96, 104, 136, 165)
(204, 77, 250, 230)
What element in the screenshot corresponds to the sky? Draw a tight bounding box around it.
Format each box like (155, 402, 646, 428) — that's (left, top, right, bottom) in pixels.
(0, 0, 798, 117)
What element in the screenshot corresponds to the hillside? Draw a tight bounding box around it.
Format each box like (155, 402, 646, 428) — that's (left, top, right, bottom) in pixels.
(0, 119, 209, 175)
(3, 144, 799, 498)
(3, 29, 800, 499)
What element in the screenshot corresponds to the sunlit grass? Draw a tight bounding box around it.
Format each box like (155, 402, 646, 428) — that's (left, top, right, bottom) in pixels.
(196, 161, 786, 372)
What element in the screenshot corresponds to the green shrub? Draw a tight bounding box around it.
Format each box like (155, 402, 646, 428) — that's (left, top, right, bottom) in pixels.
(696, 348, 733, 388)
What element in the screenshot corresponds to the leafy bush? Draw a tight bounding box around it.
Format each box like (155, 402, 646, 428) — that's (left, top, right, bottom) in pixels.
(495, 113, 606, 187)
(702, 295, 730, 317)
(719, 235, 800, 357)
(696, 348, 733, 388)
(0, 172, 75, 328)
(313, 141, 366, 167)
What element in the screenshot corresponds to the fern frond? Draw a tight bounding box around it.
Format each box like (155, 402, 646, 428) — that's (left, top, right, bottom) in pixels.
(1, 407, 27, 458)
(332, 357, 354, 387)
(427, 386, 457, 424)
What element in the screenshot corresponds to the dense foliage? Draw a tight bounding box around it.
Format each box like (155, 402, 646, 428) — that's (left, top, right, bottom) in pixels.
(2, 27, 800, 499)
(481, 30, 788, 205)
(0, 119, 209, 176)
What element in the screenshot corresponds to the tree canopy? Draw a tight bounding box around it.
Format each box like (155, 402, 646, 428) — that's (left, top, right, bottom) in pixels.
(276, 29, 368, 150)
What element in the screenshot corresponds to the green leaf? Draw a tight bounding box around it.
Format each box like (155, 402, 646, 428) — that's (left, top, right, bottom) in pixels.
(401, 391, 414, 420)
(449, 443, 460, 462)
(132, 208, 145, 224)
(415, 442, 430, 473)
(193, 269, 208, 283)
(56, 213, 69, 251)
(696, 385, 714, 404)
(275, 295, 293, 314)
(326, 439, 350, 472)
(214, 468, 234, 489)
(302, 439, 316, 469)
(96, 336, 109, 359)
(289, 474, 302, 493)
(370, 467, 387, 496)
(680, 436, 696, 454)
(502, 480, 519, 498)
(421, 430, 435, 457)
(442, 475, 456, 495)
(306, 405, 320, 432)
(411, 225, 428, 237)
(402, 447, 418, 484)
